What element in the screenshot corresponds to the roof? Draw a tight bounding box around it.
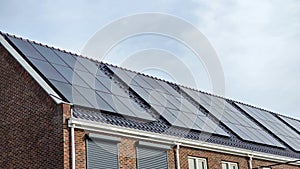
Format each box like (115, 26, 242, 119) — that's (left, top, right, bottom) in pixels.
(1, 31, 300, 159)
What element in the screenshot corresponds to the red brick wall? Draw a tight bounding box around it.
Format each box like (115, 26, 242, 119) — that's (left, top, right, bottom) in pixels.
(179, 146, 249, 169)
(179, 146, 299, 169)
(0, 44, 64, 168)
(252, 159, 299, 169)
(119, 138, 137, 169)
(69, 129, 300, 169)
(63, 104, 71, 169)
(168, 147, 177, 169)
(74, 129, 87, 168)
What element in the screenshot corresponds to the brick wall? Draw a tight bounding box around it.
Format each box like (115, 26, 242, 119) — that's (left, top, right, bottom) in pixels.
(179, 146, 249, 169)
(179, 146, 299, 169)
(0, 44, 64, 168)
(70, 128, 300, 169)
(252, 159, 299, 169)
(63, 104, 71, 168)
(119, 138, 137, 169)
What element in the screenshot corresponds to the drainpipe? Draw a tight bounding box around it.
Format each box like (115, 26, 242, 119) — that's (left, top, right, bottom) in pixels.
(70, 107, 75, 169)
(175, 142, 181, 169)
(248, 154, 253, 169)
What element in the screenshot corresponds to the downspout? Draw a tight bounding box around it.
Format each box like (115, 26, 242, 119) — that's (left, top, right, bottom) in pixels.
(175, 142, 181, 169)
(248, 154, 253, 169)
(70, 107, 76, 169)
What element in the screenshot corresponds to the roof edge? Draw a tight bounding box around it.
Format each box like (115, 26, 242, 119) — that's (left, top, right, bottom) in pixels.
(1, 31, 295, 120)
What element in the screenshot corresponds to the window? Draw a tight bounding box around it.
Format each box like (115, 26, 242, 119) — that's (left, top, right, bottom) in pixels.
(188, 156, 208, 169)
(86, 134, 120, 169)
(222, 161, 239, 169)
(136, 141, 169, 169)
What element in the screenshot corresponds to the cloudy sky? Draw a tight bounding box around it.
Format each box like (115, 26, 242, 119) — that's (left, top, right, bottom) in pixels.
(1, 0, 300, 118)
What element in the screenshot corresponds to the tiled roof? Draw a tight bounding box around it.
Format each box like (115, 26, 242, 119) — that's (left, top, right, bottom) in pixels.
(1, 31, 300, 158)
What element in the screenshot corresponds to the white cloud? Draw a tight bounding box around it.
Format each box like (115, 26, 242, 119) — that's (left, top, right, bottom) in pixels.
(1, 0, 299, 118)
(193, 0, 300, 118)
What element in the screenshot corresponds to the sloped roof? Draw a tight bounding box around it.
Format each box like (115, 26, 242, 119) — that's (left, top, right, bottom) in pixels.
(1, 32, 300, 159)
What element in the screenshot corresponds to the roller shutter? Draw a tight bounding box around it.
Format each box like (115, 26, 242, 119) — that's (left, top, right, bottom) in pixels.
(137, 142, 170, 169)
(86, 134, 120, 169)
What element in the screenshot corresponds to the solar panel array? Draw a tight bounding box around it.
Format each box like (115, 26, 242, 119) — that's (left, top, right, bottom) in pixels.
(108, 66, 229, 136)
(237, 103, 300, 151)
(279, 115, 300, 132)
(7, 34, 300, 152)
(7, 36, 154, 121)
(181, 87, 284, 147)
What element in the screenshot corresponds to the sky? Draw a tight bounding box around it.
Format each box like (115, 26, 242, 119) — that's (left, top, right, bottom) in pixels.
(1, 0, 300, 118)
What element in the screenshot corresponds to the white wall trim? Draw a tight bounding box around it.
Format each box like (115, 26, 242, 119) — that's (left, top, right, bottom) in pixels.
(68, 118, 300, 166)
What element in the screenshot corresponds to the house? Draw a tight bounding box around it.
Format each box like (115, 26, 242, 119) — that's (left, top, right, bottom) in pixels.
(0, 31, 300, 169)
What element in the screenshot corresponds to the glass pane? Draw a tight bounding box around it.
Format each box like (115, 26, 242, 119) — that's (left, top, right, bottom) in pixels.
(182, 86, 284, 147)
(54, 50, 89, 72)
(52, 64, 74, 83)
(222, 163, 229, 169)
(50, 80, 73, 102)
(77, 57, 98, 74)
(73, 86, 98, 109)
(237, 103, 300, 151)
(8, 36, 46, 61)
(95, 93, 115, 112)
(188, 158, 195, 169)
(32, 44, 67, 66)
(30, 58, 67, 83)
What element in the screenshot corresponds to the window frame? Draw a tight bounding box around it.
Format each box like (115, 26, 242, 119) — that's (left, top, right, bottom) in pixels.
(188, 156, 208, 169)
(222, 161, 239, 169)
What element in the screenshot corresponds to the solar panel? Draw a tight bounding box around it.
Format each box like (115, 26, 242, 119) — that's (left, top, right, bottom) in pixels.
(279, 115, 300, 132)
(29, 58, 68, 83)
(49, 80, 73, 101)
(6, 35, 155, 121)
(237, 103, 300, 151)
(182, 87, 284, 148)
(53, 50, 91, 73)
(32, 43, 68, 67)
(7, 36, 46, 61)
(108, 65, 229, 136)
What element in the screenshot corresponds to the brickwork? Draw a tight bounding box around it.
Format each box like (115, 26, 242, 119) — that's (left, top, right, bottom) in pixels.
(179, 146, 249, 169)
(252, 159, 299, 169)
(72, 129, 86, 168)
(0, 44, 64, 168)
(168, 147, 177, 169)
(63, 104, 71, 169)
(179, 146, 299, 169)
(66, 129, 300, 169)
(119, 138, 138, 169)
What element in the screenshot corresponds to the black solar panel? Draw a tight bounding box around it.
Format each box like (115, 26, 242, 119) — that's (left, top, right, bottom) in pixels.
(237, 103, 300, 151)
(279, 115, 300, 132)
(108, 65, 229, 136)
(181, 87, 284, 148)
(6, 35, 155, 121)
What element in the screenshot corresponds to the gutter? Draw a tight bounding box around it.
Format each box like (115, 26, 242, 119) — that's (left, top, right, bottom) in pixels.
(68, 118, 300, 166)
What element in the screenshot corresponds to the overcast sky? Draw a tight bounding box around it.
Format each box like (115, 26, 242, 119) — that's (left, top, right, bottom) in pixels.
(1, 0, 300, 118)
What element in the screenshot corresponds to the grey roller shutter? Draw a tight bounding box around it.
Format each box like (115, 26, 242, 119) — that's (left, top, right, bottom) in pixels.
(137, 142, 169, 169)
(86, 134, 120, 169)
